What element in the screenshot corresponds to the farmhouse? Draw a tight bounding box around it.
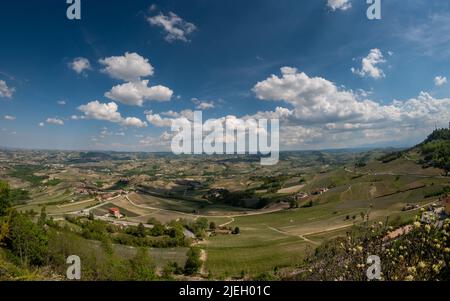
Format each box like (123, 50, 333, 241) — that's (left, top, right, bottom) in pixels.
(295, 192, 309, 201)
(109, 207, 121, 219)
(311, 188, 328, 195)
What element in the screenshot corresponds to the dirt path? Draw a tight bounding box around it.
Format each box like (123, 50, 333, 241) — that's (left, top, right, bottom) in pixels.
(266, 225, 320, 245)
(219, 218, 235, 227)
(199, 249, 208, 276)
(344, 184, 352, 193)
(57, 198, 95, 208)
(265, 198, 439, 244)
(344, 167, 448, 179)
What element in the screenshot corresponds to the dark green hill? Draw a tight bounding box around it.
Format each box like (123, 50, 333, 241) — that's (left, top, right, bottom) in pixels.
(378, 128, 450, 174)
(418, 128, 450, 174)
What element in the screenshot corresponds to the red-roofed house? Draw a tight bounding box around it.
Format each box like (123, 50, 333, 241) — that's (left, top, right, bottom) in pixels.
(109, 207, 121, 219)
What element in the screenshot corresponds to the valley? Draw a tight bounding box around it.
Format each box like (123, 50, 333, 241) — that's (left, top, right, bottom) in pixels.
(1, 129, 449, 279)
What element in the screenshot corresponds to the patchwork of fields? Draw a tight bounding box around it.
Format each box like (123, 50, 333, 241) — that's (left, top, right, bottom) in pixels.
(3, 148, 448, 278)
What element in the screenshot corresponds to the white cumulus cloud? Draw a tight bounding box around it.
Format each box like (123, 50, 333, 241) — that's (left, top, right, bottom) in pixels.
(99, 52, 154, 81)
(351, 48, 386, 79)
(121, 117, 148, 128)
(192, 98, 215, 110)
(251, 67, 450, 148)
(148, 12, 197, 43)
(0, 80, 15, 98)
(4, 115, 16, 121)
(46, 118, 64, 125)
(77, 100, 147, 128)
(69, 57, 91, 74)
(434, 76, 447, 86)
(327, 0, 352, 11)
(105, 80, 173, 106)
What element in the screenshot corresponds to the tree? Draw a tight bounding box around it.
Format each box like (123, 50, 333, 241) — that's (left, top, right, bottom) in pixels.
(6, 211, 48, 266)
(0, 181, 12, 216)
(192, 217, 209, 238)
(289, 199, 299, 209)
(195, 217, 209, 230)
(38, 206, 47, 227)
(137, 223, 146, 238)
(168, 222, 185, 241)
(147, 217, 159, 225)
(150, 223, 165, 236)
(184, 247, 201, 275)
(129, 247, 155, 280)
(209, 222, 216, 231)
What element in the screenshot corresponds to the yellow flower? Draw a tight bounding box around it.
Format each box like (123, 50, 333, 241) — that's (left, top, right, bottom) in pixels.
(433, 264, 441, 273)
(405, 275, 414, 281)
(413, 222, 421, 228)
(418, 261, 426, 269)
(425, 225, 431, 233)
(444, 248, 450, 253)
(407, 267, 416, 274)
(356, 246, 363, 252)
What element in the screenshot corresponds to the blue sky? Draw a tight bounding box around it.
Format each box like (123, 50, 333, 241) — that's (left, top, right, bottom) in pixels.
(1, 0, 450, 151)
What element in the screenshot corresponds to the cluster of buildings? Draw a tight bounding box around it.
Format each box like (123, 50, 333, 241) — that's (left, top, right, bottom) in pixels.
(75, 183, 126, 201)
(311, 187, 329, 195)
(420, 196, 450, 223)
(294, 192, 309, 201)
(293, 187, 329, 201)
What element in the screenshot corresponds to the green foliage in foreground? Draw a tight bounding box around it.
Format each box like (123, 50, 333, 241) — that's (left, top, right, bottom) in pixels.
(291, 214, 450, 281)
(0, 181, 30, 209)
(64, 215, 190, 248)
(0, 181, 11, 216)
(0, 180, 166, 281)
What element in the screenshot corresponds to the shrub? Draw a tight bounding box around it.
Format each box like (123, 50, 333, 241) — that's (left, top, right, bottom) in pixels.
(295, 214, 450, 281)
(184, 247, 202, 275)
